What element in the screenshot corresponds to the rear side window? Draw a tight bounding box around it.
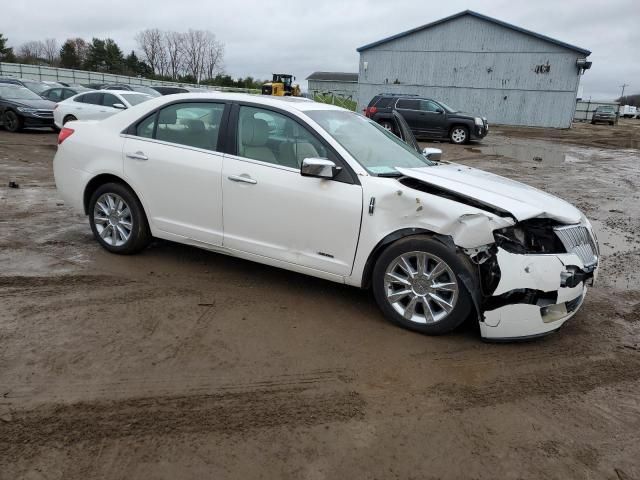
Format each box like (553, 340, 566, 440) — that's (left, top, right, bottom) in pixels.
(374, 97, 395, 108)
(136, 113, 156, 139)
(133, 102, 225, 151)
(396, 99, 419, 110)
(79, 92, 103, 105)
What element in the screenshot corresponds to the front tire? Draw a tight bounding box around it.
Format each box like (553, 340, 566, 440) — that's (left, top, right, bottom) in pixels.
(372, 236, 474, 335)
(88, 182, 151, 254)
(449, 126, 469, 144)
(3, 110, 23, 132)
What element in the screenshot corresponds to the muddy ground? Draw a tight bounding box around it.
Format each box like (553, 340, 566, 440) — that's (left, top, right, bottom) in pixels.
(1, 119, 639, 479)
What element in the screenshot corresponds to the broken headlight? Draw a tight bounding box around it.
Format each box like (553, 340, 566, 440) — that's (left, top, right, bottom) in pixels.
(493, 219, 565, 254)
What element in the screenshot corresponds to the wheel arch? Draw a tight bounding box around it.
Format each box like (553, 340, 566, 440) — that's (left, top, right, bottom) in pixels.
(361, 228, 456, 289)
(83, 173, 145, 216)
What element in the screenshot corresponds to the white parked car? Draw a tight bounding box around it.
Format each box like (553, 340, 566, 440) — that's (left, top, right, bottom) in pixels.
(53, 93, 599, 340)
(53, 90, 152, 128)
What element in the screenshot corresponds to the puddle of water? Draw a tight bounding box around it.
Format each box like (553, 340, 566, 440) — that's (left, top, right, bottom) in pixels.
(477, 143, 587, 165)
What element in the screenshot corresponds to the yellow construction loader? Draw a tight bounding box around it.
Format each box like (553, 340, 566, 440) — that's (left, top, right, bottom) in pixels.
(261, 74, 301, 96)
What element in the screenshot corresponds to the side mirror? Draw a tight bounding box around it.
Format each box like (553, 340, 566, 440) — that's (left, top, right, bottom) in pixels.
(113, 103, 126, 109)
(301, 158, 340, 179)
(422, 147, 442, 161)
(435, 108, 444, 114)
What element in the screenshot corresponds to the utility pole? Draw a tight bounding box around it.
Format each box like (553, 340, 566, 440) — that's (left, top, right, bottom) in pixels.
(620, 83, 629, 102)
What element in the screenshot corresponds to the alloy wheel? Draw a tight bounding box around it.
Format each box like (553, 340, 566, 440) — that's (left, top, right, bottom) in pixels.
(451, 128, 467, 143)
(384, 251, 459, 324)
(93, 193, 133, 247)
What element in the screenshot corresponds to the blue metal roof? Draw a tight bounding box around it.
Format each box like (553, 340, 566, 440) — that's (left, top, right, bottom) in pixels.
(356, 10, 591, 55)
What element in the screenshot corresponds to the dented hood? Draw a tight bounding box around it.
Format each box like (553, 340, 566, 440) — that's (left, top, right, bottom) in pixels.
(396, 164, 582, 224)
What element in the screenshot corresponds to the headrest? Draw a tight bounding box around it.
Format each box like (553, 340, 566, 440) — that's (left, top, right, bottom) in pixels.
(185, 119, 205, 132)
(158, 108, 177, 124)
(241, 116, 270, 147)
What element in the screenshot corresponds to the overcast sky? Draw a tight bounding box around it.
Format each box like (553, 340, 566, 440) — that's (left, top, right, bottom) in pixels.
(2, 0, 639, 100)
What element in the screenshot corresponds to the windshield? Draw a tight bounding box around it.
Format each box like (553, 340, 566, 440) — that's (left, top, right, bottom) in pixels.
(21, 81, 48, 94)
(0, 85, 43, 100)
(437, 101, 457, 113)
(597, 106, 614, 112)
(306, 110, 435, 175)
(121, 93, 152, 106)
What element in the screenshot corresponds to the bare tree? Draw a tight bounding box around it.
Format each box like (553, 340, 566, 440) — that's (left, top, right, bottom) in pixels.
(204, 33, 224, 80)
(42, 38, 59, 65)
(164, 31, 184, 80)
(136, 28, 165, 75)
(17, 40, 45, 62)
(180, 29, 207, 82)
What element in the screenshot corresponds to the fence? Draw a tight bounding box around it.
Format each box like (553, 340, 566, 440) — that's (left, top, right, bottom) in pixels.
(0, 62, 260, 94)
(312, 93, 357, 111)
(574, 100, 620, 122)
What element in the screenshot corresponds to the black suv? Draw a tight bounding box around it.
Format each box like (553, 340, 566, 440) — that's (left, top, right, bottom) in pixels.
(364, 94, 488, 144)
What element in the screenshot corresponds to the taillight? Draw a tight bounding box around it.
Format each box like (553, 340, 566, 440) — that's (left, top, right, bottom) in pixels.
(58, 127, 74, 145)
(365, 106, 377, 117)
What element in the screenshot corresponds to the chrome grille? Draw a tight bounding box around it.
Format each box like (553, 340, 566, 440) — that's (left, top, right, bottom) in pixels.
(35, 110, 54, 118)
(554, 225, 598, 267)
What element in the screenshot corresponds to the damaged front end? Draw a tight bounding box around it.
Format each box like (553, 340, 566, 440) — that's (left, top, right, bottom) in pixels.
(469, 218, 599, 340)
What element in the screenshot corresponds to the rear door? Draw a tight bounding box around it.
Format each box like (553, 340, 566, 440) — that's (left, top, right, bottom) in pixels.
(123, 101, 228, 245)
(76, 92, 104, 120)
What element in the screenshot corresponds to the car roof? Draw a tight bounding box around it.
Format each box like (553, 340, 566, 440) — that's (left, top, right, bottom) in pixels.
(145, 92, 340, 112)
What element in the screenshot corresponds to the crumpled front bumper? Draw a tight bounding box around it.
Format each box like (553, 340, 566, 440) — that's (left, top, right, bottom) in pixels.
(479, 248, 597, 340)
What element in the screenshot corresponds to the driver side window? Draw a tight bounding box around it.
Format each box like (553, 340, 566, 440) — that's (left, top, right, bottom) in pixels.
(237, 106, 328, 169)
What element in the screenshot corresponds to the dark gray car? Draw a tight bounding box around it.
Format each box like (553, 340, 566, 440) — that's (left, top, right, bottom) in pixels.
(0, 84, 56, 132)
(591, 106, 617, 125)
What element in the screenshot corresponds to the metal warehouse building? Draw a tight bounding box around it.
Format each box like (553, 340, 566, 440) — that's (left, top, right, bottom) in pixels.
(356, 10, 592, 128)
(307, 72, 359, 98)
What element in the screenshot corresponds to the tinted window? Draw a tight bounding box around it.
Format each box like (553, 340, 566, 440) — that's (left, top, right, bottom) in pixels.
(374, 97, 395, 108)
(61, 89, 76, 100)
(102, 93, 121, 107)
(80, 92, 103, 105)
(237, 106, 328, 169)
(420, 100, 441, 112)
(153, 102, 225, 151)
(44, 89, 62, 101)
(396, 99, 419, 110)
(136, 113, 156, 139)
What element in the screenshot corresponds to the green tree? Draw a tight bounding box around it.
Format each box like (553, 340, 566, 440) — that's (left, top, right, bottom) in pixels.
(84, 38, 107, 71)
(104, 39, 124, 73)
(59, 39, 81, 69)
(0, 33, 17, 62)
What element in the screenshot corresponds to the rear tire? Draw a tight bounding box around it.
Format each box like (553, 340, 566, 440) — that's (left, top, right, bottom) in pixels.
(372, 235, 474, 335)
(88, 182, 151, 255)
(449, 126, 469, 144)
(379, 120, 395, 134)
(3, 110, 23, 132)
(63, 115, 77, 125)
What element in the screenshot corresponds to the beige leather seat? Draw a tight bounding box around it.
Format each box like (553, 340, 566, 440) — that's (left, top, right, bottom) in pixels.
(240, 117, 276, 163)
(277, 121, 320, 168)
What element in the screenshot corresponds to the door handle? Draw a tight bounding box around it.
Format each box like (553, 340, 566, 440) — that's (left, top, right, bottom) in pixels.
(126, 151, 148, 161)
(228, 175, 257, 185)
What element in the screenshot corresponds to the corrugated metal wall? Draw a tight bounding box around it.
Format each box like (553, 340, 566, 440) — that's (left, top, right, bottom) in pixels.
(357, 15, 587, 128)
(308, 80, 359, 98)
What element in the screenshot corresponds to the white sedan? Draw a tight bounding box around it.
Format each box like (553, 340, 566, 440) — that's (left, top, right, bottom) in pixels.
(53, 90, 152, 128)
(53, 93, 599, 340)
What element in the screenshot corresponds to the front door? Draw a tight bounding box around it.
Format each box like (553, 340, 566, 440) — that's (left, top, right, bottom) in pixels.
(418, 99, 447, 137)
(222, 105, 362, 276)
(123, 101, 228, 245)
